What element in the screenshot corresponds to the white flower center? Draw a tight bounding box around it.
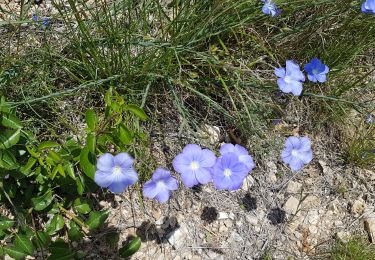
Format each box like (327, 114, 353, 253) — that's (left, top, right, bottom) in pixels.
(224, 168, 232, 177)
(284, 76, 292, 84)
(190, 161, 200, 170)
(156, 181, 166, 189)
(312, 69, 318, 75)
(113, 166, 122, 175)
(291, 149, 299, 157)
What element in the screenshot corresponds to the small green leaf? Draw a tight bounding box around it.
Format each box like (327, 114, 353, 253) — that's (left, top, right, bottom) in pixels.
(20, 157, 37, 175)
(48, 239, 76, 260)
(47, 150, 62, 163)
(0, 150, 18, 170)
(32, 189, 53, 211)
(85, 109, 98, 131)
(79, 147, 96, 180)
(38, 141, 60, 151)
(118, 124, 133, 145)
(14, 234, 34, 255)
(0, 114, 22, 129)
(68, 222, 83, 241)
(64, 163, 76, 180)
(119, 237, 141, 258)
(0, 129, 21, 149)
(73, 198, 91, 214)
(3, 246, 26, 260)
(86, 210, 109, 230)
(46, 214, 64, 235)
(34, 231, 51, 248)
(0, 216, 14, 231)
(124, 104, 148, 121)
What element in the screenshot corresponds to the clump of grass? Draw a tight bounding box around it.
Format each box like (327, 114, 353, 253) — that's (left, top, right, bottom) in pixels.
(329, 237, 375, 260)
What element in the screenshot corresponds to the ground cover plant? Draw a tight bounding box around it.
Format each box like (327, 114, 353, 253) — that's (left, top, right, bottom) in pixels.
(0, 0, 374, 259)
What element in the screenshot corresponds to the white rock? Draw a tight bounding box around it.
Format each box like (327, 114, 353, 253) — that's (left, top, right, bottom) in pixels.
(336, 231, 351, 243)
(197, 124, 221, 145)
(283, 196, 299, 215)
(218, 212, 230, 220)
(364, 213, 375, 243)
(166, 224, 188, 249)
(286, 181, 302, 193)
(246, 215, 258, 226)
(241, 175, 255, 191)
(363, 169, 375, 181)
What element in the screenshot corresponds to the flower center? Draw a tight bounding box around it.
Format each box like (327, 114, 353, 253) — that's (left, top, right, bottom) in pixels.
(291, 149, 299, 157)
(312, 69, 319, 75)
(284, 76, 292, 84)
(190, 161, 200, 170)
(223, 168, 232, 177)
(113, 166, 122, 174)
(156, 181, 166, 189)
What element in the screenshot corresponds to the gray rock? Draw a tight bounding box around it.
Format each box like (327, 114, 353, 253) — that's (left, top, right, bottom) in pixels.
(283, 196, 299, 215)
(166, 223, 188, 249)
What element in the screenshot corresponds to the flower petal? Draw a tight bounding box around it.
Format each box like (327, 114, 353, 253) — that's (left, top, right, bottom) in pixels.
(152, 168, 171, 181)
(114, 153, 134, 168)
(97, 153, 114, 171)
(180, 171, 198, 187)
(289, 158, 304, 171)
(143, 180, 159, 198)
(290, 80, 303, 96)
(155, 190, 171, 203)
(285, 136, 301, 149)
(194, 168, 212, 184)
(274, 68, 286, 78)
(94, 170, 113, 188)
(315, 74, 327, 83)
(164, 176, 178, 190)
(220, 143, 235, 155)
(238, 155, 255, 171)
(173, 153, 192, 174)
(199, 149, 216, 168)
(213, 174, 230, 190)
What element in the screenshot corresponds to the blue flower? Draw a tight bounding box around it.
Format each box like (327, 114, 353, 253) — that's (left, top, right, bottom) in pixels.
(143, 168, 178, 203)
(281, 136, 313, 171)
(173, 144, 216, 187)
(362, 0, 375, 14)
(32, 14, 38, 21)
(261, 0, 281, 17)
(304, 58, 330, 83)
(212, 153, 249, 191)
(366, 114, 375, 124)
(275, 60, 306, 96)
(94, 153, 138, 193)
(42, 18, 50, 26)
(219, 143, 255, 171)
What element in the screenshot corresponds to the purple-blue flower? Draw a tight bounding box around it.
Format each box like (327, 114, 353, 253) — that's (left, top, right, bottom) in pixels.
(32, 14, 38, 21)
(42, 18, 50, 26)
(275, 60, 305, 96)
(172, 144, 216, 187)
(362, 0, 375, 14)
(261, 0, 281, 17)
(219, 143, 255, 171)
(94, 153, 138, 193)
(212, 153, 249, 191)
(281, 136, 313, 171)
(143, 168, 178, 203)
(304, 58, 329, 83)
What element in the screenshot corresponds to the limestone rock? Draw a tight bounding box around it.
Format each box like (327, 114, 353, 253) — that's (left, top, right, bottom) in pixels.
(351, 199, 366, 215)
(286, 181, 302, 193)
(283, 196, 299, 215)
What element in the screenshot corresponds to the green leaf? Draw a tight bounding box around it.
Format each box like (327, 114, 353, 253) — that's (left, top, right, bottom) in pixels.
(3, 246, 26, 260)
(20, 157, 37, 175)
(46, 214, 64, 235)
(0, 114, 22, 129)
(34, 231, 51, 248)
(0, 216, 14, 231)
(85, 109, 98, 131)
(38, 141, 60, 151)
(124, 104, 148, 121)
(64, 163, 76, 180)
(73, 198, 91, 214)
(86, 210, 109, 230)
(0, 149, 18, 170)
(80, 134, 96, 180)
(68, 222, 83, 241)
(118, 124, 133, 145)
(0, 129, 21, 149)
(105, 231, 120, 249)
(32, 189, 53, 211)
(48, 239, 76, 260)
(119, 237, 141, 258)
(14, 234, 34, 255)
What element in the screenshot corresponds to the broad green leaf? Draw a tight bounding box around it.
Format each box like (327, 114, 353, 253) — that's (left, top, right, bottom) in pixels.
(38, 141, 59, 151)
(73, 198, 91, 214)
(124, 104, 148, 121)
(85, 109, 98, 131)
(0, 216, 14, 231)
(68, 222, 83, 241)
(118, 124, 133, 145)
(14, 234, 34, 255)
(0, 150, 18, 170)
(0, 129, 21, 149)
(76, 175, 84, 195)
(0, 114, 22, 129)
(3, 246, 26, 260)
(34, 231, 51, 248)
(31, 189, 53, 211)
(48, 239, 76, 260)
(105, 231, 120, 249)
(86, 210, 109, 230)
(86, 133, 96, 153)
(119, 237, 141, 258)
(47, 150, 62, 163)
(46, 214, 64, 235)
(79, 147, 96, 180)
(20, 157, 37, 175)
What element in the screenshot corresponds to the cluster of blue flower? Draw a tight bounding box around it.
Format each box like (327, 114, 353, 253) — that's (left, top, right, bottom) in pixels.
(262, 0, 375, 16)
(94, 137, 312, 203)
(275, 59, 329, 96)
